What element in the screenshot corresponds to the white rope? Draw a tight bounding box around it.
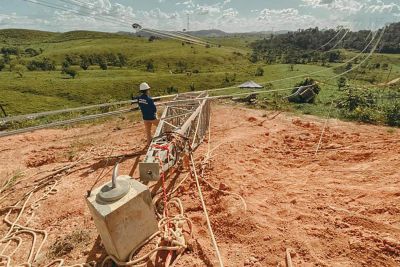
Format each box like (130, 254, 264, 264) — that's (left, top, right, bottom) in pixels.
(1, 94, 177, 123)
(189, 154, 224, 267)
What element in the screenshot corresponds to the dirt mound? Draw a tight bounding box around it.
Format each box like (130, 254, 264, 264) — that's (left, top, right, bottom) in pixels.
(0, 104, 399, 266)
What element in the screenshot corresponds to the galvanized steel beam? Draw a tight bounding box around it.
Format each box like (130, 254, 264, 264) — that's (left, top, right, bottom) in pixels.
(139, 92, 210, 183)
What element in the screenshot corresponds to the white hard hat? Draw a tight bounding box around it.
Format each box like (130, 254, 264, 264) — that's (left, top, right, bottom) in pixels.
(140, 82, 151, 91)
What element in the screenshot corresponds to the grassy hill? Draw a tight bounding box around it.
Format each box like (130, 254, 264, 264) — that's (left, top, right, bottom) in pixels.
(0, 29, 399, 127)
(0, 29, 258, 115)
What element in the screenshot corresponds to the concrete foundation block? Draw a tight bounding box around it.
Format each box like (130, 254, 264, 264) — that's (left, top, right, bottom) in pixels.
(86, 177, 158, 261)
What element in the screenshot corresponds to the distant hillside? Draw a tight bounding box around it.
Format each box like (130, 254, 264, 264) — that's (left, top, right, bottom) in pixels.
(0, 29, 130, 45)
(118, 29, 288, 39)
(250, 22, 400, 64)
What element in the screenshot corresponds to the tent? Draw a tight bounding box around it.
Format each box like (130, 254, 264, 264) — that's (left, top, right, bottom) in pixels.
(238, 81, 263, 89)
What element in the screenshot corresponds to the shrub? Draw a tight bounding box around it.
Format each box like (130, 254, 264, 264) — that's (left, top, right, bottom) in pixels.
(255, 67, 264, 77)
(80, 57, 90, 70)
(98, 57, 108, 70)
(62, 60, 70, 72)
(65, 54, 81, 65)
(1, 47, 20, 56)
(64, 68, 78, 79)
(339, 88, 377, 112)
(0, 60, 5, 71)
(25, 48, 40, 57)
(146, 61, 155, 72)
(27, 58, 56, 71)
(337, 77, 347, 90)
(352, 107, 378, 123)
(385, 103, 400, 127)
(165, 86, 178, 94)
(345, 63, 353, 71)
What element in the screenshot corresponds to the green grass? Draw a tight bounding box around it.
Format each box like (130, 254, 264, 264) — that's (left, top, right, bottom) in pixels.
(0, 29, 399, 127)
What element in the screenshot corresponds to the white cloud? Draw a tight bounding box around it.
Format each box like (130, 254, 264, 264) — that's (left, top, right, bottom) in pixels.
(0, 13, 50, 28)
(301, 0, 364, 14)
(365, 1, 400, 13)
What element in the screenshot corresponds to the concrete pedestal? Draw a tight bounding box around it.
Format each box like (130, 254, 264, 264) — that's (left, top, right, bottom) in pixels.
(86, 177, 158, 261)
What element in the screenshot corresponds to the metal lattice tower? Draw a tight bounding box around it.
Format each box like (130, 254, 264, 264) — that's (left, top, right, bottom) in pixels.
(139, 92, 210, 182)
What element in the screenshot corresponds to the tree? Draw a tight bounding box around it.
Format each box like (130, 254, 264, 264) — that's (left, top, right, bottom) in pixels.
(62, 60, 70, 73)
(3, 54, 11, 64)
(27, 58, 56, 71)
(255, 67, 264, 76)
(98, 57, 108, 70)
(80, 56, 90, 70)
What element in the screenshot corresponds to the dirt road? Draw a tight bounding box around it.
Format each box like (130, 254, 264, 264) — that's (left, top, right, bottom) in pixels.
(1, 104, 399, 266)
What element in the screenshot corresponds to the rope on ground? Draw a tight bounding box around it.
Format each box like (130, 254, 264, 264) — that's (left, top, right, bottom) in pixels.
(189, 153, 224, 267)
(101, 197, 193, 267)
(314, 101, 334, 156)
(0, 149, 95, 267)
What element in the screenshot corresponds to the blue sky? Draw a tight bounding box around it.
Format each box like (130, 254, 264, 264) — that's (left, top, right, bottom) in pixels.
(0, 0, 399, 32)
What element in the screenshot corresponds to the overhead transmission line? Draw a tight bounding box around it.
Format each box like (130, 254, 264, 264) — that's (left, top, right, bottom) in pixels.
(21, 0, 132, 29)
(317, 27, 345, 50)
(23, 0, 213, 47)
(0, 23, 383, 126)
(330, 29, 350, 50)
(8, 1, 385, 130)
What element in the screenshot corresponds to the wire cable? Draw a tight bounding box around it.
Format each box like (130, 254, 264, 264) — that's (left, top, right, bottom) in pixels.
(189, 153, 224, 267)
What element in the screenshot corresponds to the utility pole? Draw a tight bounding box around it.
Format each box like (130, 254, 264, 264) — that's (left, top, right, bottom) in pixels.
(187, 14, 190, 32)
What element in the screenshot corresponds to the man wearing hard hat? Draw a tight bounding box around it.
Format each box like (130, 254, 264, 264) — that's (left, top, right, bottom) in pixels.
(137, 82, 159, 146)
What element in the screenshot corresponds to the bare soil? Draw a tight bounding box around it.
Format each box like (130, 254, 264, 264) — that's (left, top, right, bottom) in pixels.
(1, 104, 399, 266)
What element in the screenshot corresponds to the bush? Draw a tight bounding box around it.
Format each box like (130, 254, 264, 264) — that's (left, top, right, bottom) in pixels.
(1, 47, 20, 56)
(255, 67, 264, 77)
(352, 107, 378, 123)
(385, 103, 400, 126)
(0, 60, 5, 71)
(165, 86, 178, 94)
(146, 61, 155, 72)
(98, 57, 108, 70)
(27, 58, 56, 71)
(337, 77, 347, 90)
(62, 60, 70, 72)
(338, 88, 377, 112)
(25, 48, 40, 57)
(80, 57, 90, 70)
(64, 68, 78, 79)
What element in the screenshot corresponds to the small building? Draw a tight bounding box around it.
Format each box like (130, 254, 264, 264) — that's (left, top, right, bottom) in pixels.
(238, 81, 263, 89)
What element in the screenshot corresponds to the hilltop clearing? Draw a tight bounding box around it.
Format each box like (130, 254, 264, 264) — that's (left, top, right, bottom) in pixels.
(1, 104, 399, 266)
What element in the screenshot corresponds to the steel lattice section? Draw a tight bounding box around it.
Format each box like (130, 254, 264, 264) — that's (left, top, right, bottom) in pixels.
(139, 92, 210, 182)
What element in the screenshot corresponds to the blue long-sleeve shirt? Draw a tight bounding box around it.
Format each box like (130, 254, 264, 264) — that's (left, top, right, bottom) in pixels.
(137, 94, 157, 120)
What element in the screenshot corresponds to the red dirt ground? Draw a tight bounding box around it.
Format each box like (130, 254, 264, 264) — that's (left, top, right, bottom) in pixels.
(0, 104, 399, 266)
